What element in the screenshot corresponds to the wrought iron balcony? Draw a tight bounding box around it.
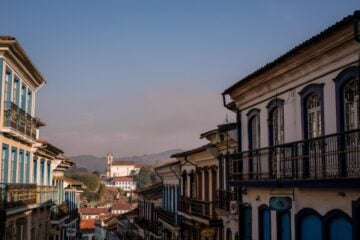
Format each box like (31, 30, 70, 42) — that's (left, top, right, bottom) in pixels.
(3, 101, 37, 140)
(231, 129, 360, 184)
(178, 197, 215, 219)
(133, 217, 162, 236)
(157, 207, 179, 227)
(216, 190, 240, 211)
(0, 183, 56, 209)
(51, 202, 69, 221)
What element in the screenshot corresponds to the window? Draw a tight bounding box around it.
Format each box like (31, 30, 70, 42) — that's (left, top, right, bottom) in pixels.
(250, 115, 260, 149)
(40, 159, 45, 185)
(5, 69, 12, 102)
(27, 90, 33, 114)
(307, 94, 322, 138)
(19, 150, 24, 183)
(10, 148, 17, 183)
(21, 84, 26, 111)
(1, 145, 9, 183)
(13, 78, 20, 105)
(343, 78, 359, 131)
(33, 158, 37, 183)
(267, 99, 284, 146)
(299, 84, 324, 139)
(25, 152, 30, 184)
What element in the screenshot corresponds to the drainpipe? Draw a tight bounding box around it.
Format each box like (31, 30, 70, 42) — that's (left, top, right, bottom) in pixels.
(222, 93, 243, 226)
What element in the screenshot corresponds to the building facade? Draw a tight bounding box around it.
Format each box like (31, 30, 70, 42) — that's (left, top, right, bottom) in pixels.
(221, 15, 360, 240)
(106, 153, 138, 178)
(154, 161, 181, 240)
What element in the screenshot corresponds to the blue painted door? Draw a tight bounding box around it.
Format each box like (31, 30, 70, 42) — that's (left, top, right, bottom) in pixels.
(279, 211, 291, 240)
(261, 208, 271, 240)
(244, 207, 252, 240)
(301, 215, 322, 240)
(2, 145, 9, 183)
(19, 150, 24, 183)
(11, 148, 17, 183)
(329, 217, 352, 240)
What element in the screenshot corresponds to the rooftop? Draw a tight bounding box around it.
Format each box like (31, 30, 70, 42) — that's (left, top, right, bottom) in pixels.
(111, 201, 132, 211)
(222, 15, 353, 95)
(79, 208, 110, 215)
(111, 160, 135, 166)
(80, 219, 96, 231)
(112, 176, 134, 182)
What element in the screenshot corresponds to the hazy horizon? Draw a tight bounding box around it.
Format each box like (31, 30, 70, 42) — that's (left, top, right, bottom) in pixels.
(1, 0, 359, 156)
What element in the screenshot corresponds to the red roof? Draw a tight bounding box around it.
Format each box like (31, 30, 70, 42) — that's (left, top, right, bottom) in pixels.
(113, 176, 134, 182)
(112, 160, 135, 166)
(111, 201, 132, 211)
(80, 219, 96, 231)
(79, 208, 110, 215)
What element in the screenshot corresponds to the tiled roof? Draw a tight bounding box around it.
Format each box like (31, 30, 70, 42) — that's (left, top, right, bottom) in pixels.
(222, 15, 353, 95)
(154, 160, 180, 170)
(112, 176, 134, 182)
(79, 208, 110, 215)
(80, 219, 96, 231)
(0, 35, 15, 40)
(112, 160, 135, 166)
(134, 182, 163, 200)
(111, 201, 132, 211)
(170, 143, 214, 158)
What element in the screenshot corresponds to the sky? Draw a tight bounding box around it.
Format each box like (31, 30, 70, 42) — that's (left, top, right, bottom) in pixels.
(1, 0, 359, 157)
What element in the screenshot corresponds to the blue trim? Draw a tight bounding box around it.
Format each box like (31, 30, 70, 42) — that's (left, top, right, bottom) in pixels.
(2, 144, 9, 183)
(6, 68, 12, 102)
(25, 152, 30, 183)
(11, 147, 17, 183)
(19, 150, 24, 183)
(33, 157, 37, 183)
(323, 209, 352, 240)
(21, 83, 26, 111)
(333, 66, 359, 132)
(27, 90, 32, 115)
(277, 210, 291, 240)
(247, 108, 260, 179)
(40, 159, 45, 185)
(13, 76, 20, 105)
(299, 83, 325, 140)
(47, 161, 51, 185)
(295, 208, 323, 240)
(258, 204, 271, 240)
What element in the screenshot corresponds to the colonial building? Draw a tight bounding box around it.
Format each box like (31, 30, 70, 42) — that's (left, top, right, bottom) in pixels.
(111, 200, 133, 215)
(103, 176, 136, 192)
(222, 14, 360, 240)
(134, 182, 163, 240)
(106, 153, 137, 178)
(0, 36, 77, 240)
(154, 161, 181, 240)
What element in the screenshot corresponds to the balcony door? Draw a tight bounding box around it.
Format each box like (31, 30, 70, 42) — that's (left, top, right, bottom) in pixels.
(247, 109, 260, 179)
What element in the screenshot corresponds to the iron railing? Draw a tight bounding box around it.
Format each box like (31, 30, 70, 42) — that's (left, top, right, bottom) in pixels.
(231, 129, 360, 181)
(178, 197, 214, 219)
(0, 183, 56, 208)
(157, 207, 179, 226)
(216, 190, 240, 211)
(51, 202, 69, 221)
(4, 101, 37, 139)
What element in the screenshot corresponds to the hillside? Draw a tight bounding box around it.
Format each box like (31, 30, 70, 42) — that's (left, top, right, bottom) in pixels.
(69, 149, 183, 173)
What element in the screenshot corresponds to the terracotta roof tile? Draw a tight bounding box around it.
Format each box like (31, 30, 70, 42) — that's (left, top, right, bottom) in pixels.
(80, 219, 96, 230)
(112, 176, 134, 182)
(111, 201, 132, 211)
(79, 208, 110, 215)
(112, 160, 135, 166)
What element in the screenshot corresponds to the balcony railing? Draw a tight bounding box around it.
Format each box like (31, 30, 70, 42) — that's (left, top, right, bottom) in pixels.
(51, 202, 69, 221)
(3, 101, 37, 139)
(232, 129, 360, 181)
(216, 190, 240, 211)
(133, 217, 162, 236)
(0, 183, 56, 209)
(157, 207, 179, 226)
(179, 197, 215, 219)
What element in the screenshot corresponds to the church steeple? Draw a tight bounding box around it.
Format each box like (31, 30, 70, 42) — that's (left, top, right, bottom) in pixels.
(106, 153, 113, 178)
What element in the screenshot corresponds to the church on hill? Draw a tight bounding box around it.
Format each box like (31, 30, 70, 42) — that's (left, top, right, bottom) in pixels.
(106, 153, 140, 178)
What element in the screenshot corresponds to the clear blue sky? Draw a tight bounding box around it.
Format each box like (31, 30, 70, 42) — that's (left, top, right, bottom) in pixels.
(1, 0, 359, 157)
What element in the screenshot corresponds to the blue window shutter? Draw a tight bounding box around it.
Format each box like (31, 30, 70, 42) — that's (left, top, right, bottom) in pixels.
(26, 152, 30, 183)
(6, 69, 12, 102)
(0, 60, 3, 99)
(40, 159, 45, 185)
(11, 148, 17, 183)
(19, 150, 24, 183)
(47, 162, 51, 185)
(33, 158, 37, 184)
(27, 90, 32, 114)
(2, 144, 9, 183)
(21, 84, 26, 111)
(14, 77, 20, 105)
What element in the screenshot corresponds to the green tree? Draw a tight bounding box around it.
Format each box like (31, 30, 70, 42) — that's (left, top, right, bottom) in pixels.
(66, 172, 99, 191)
(133, 167, 157, 190)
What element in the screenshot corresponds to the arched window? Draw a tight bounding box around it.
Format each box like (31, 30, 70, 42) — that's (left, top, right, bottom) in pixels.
(296, 208, 322, 240)
(267, 98, 284, 146)
(299, 84, 324, 139)
(307, 94, 322, 138)
(343, 78, 359, 131)
(324, 210, 352, 240)
(247, 109, 260, 150)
